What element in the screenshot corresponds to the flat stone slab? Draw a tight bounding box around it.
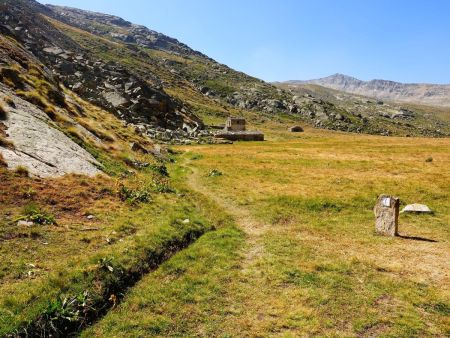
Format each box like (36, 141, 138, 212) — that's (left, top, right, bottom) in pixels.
(401, 204, 433, 213)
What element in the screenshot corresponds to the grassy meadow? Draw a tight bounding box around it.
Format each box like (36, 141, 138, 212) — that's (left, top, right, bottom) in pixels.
(85, 128, 449, 337)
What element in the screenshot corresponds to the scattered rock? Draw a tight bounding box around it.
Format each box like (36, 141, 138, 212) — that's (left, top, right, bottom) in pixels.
(42, 46, 64, 55)
(401, 204, 433, 214)
(17, 220, 34, 227)
(101, 91, 128, 108)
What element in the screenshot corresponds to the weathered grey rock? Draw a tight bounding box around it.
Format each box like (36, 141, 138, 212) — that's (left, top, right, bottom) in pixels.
(0, 89, 101, 178)
(101, 91, 128, 108)
(42, 46, 64, 55)
(374, 195, 400, 236)
(401, 204, 432, 214)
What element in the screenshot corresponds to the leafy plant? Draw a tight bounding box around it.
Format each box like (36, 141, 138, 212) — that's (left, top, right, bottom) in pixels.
(149, 164, 169, 177)
(22, 187, 37, 199)
(152, 177, 175, 193)
(43, 291, 91, 333)
(118, 185, 151, 205)
(18, 202, 57, 225)
(98, 257, 115, 273)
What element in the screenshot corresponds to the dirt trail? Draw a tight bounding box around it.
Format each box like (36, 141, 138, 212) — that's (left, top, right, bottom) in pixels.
(185, 163, 270, 270)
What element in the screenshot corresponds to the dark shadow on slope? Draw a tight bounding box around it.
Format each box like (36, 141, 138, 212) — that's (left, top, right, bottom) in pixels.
(397, 234, 438, 243)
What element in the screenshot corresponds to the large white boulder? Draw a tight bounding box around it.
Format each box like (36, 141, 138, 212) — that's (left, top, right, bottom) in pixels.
(401, 204, 433, 213)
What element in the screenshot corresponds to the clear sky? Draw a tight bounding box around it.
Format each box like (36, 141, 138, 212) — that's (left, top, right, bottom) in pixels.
(38, 0, 450, 84)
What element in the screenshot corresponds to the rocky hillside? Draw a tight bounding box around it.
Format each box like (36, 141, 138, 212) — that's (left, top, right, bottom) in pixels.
(284, 73, 450, 107)
(277, 82, 450, 137)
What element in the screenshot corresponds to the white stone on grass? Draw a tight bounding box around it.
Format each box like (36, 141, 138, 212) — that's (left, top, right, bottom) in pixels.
(401, 204, 432, 214)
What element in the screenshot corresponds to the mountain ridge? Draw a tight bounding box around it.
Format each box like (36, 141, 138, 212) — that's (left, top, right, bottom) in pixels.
(282, 73, 450, 107)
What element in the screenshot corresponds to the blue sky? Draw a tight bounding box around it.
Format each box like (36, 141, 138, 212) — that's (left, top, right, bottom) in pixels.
(38, 0, 450, 84)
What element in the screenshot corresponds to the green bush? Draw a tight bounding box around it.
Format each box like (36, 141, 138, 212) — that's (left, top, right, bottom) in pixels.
(19, 202, 57, 225)
(152, 177, 175, 193)
(149, 164, 169, 177)
(118, 185, 151, 205)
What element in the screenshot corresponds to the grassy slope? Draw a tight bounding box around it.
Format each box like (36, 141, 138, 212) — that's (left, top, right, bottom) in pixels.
(0, 47, 223, 333)
(88, 130, 449, 337)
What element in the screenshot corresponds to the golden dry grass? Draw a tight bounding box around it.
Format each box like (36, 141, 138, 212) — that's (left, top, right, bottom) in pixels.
(178, 130, 449, 336)
(83, 129, 449, 337)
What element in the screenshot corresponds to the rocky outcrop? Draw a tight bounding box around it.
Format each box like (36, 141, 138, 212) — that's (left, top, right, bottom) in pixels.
(0, 0, 203, 131)
(0, 88, 101, 177)
(46, 5, 209, 59)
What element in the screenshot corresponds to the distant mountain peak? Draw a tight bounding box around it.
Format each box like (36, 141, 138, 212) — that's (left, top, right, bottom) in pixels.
(283, 74, 450, 107)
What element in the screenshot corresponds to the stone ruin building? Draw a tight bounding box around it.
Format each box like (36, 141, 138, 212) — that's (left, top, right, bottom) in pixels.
(215, 117, 264, 141)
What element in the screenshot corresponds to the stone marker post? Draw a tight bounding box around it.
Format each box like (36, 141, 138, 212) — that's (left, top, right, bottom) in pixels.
(374, 195, 400, 236)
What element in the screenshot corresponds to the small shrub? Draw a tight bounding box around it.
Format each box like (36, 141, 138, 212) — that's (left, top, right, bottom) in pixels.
(149, 164, 169, 177)
(204, 79, 235, 96)
(118, 185, 151, 205)
(152, 176, 175, 193)
(22, 187, 37, 199)
(425, 157, 433, 163)
(19, 202, 56, 225)
(43, 291, 92, 331)
(14, 165, 29, 177)
(208, 169, 223, 177)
